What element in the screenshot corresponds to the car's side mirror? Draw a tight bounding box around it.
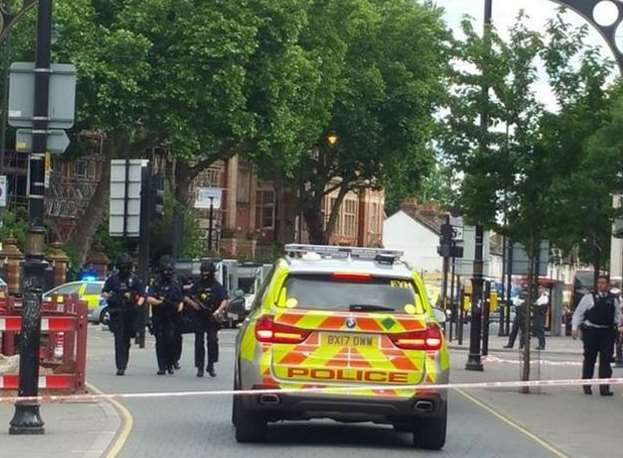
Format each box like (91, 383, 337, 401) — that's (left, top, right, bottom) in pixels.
(432, 308, 447, 324)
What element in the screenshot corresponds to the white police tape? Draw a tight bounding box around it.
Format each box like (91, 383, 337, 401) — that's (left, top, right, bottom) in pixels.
(1, 376, 622, 404)
(483, 355, 583, 367)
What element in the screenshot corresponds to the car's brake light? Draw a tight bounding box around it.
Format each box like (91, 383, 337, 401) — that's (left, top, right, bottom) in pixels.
(390, 325, 443, 351)
(331, 272, 372, 281)
(255, 315, 311, 344)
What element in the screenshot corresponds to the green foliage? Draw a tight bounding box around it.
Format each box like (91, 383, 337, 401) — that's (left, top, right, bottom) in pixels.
(443, 13, 546, 246)
(0, 208, 29, 249)
(151, 193, 205, 261)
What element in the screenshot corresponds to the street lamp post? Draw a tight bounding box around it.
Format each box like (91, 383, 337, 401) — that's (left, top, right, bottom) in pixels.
(207, 196, 214, 251)
(465, 0, 492, 372)
(9, 0, 53, 434)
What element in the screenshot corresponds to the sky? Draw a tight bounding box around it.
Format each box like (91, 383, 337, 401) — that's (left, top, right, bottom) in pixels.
(434, 0, 621, 109)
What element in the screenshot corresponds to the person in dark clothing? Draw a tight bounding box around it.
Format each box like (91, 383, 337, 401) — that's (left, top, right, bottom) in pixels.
(532, 287, 549, 350)
(184, 261, 228, 377)
(504, 292, 528, 349)
(147, 256, 184, 375)
(172, 276, 194, 370)
(101, 254, 145, 376)
(572, 275, 623, 396)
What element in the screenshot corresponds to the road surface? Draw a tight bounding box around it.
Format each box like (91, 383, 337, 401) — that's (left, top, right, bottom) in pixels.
(86, 327, 560, 458)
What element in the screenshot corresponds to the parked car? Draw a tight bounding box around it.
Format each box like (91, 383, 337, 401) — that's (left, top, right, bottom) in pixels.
(42, 280, 104, 322)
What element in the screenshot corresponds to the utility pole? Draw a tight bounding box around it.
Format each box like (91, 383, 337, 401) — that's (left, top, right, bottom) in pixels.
(10, 0, 53, 435)
(466, 0, 492, 371)
(208, 196, 214, 251)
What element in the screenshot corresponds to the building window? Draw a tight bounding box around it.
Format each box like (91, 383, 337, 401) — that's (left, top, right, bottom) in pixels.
(343, 199, 357, 237)
(256, 190, 275, 229)
(74, 159, 88, 179)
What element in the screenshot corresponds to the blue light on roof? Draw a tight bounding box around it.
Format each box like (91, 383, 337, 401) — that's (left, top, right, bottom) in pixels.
(81, 275, 98, 282)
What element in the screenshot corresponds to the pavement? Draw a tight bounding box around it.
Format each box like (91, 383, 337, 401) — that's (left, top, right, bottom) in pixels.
(0, 393, 121, 458)
(2, 324, 622, 457)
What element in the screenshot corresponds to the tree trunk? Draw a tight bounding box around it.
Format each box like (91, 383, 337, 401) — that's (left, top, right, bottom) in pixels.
(174, 160, 197, 206)
(521, 233, 535, 393)
(593, 240, 600, 289)
(72, 135, 120, 265)
(302, 197, 326, 244)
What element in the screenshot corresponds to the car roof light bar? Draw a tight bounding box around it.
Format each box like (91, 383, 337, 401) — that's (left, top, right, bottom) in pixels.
(284, 244, 403, 262)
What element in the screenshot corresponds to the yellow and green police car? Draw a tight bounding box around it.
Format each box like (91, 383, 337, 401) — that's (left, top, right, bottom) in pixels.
(233, 244, 449, 449)
(43, 280, 104, 322)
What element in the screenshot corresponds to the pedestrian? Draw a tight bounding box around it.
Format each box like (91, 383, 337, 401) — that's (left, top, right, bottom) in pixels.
(101, 254, 145, 376)
(504, 291, 527, 349)
(533, 286, 548, 350)
(147, 255, 184, 375)
(184, 261, 228, 377)
(572, 275, 623, 396)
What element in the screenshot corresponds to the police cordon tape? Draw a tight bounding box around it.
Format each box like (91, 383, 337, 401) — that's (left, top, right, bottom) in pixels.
(483, 355, 583, 367)
(0, 376, 622, 404)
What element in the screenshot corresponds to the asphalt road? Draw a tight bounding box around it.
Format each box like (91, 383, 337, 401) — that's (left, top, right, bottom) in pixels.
(86, 327, 559, 458)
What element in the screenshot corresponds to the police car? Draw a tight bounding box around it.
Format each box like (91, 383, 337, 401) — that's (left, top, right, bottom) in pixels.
(233, 244, 449, 449)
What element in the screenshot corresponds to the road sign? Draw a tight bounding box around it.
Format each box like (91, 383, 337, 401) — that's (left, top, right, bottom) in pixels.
(15, 129, 70, 154)
(195, 187, 223, 209)
(454, 225, 492, 277)
(0, 175, 6, 208)
(8, 62, 77, 129)
(510, 240, 550, 277)
(109, 159, 147, 237)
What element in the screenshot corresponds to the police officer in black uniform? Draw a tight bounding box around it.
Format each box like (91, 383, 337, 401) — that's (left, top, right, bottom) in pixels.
(572, 275, 623, 396)
(147, 255, 184, 375)
(504, 291, 528, 349)
(184, 261, 228, 377)
(101, 254, 145, 376)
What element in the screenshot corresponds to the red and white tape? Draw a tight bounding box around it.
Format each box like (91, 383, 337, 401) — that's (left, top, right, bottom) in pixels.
(0, 377, 622, 404)
(483, 355, 583, 367)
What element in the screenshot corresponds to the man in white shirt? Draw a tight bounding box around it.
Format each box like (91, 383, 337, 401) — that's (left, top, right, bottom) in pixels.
(572, 275, 623, 396)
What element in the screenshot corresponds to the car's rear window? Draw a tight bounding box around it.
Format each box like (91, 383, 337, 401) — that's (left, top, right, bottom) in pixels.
(282, 274, 420, 313)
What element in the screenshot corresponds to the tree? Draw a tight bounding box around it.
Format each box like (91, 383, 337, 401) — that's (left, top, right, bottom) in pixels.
(539, 13, 616, 286)
(443, 13, 550, 386)
(275, 0, 449, 244)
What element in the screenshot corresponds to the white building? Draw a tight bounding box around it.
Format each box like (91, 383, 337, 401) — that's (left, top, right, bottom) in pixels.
(382, 199, 503, 282)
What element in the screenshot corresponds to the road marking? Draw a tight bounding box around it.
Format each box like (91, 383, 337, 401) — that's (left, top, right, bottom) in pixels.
(457, 388, 569, 458)
(86, 382, 133, 458)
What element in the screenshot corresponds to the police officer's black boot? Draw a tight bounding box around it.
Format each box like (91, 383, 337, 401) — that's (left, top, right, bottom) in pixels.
(207, 364, 216, 377)
(116, 369, 125, 376)
(197, 368, 204, 378)
(583, 385, 592, 395)
(599, 386, 614, 396)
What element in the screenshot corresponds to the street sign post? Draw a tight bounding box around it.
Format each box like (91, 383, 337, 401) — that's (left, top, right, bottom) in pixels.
(9, 62, 76, 129)
(0, 175, 6, 207)
(109, 159, 146, 237)
(16, 128, 70, 154)
(195, 187, 223, 209)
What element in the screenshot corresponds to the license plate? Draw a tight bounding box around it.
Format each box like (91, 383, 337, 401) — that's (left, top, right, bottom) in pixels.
(321, 333, 378, 348)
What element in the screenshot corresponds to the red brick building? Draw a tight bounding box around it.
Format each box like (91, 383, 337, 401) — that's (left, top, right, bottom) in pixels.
(184, 155, 385, 258)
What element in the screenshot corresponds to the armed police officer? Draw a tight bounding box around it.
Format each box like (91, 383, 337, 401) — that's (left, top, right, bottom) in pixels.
(147, 255, 184, 375)
(572, 275, 623, 396)
(101, 254, 145, 376)
(184, 261, 228, 377)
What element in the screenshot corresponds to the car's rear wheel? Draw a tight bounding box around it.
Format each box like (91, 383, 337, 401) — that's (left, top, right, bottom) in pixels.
(234, 402, 267, 443)
(412, 403, 447, 450)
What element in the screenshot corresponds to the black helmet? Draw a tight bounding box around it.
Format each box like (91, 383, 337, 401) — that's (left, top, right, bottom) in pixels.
(200, 261, 216, 273)
(159, 255, 175, 273)
(116, 254, 132, 270)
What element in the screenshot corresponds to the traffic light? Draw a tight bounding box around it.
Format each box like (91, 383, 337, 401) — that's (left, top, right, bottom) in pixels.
(150, 175, 165, 220)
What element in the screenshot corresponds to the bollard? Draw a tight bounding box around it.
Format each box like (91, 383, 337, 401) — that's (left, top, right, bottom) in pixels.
(46, 242, 69, 287)
(0, 235, 25, 296)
